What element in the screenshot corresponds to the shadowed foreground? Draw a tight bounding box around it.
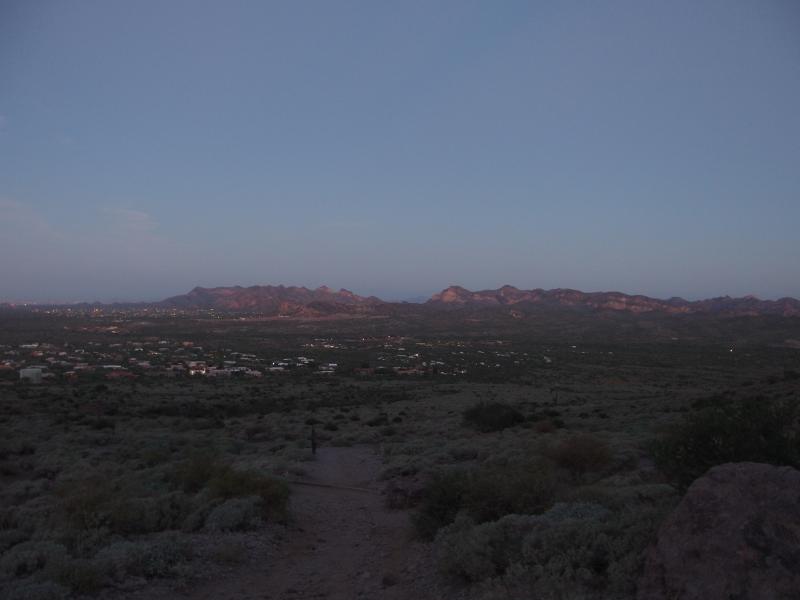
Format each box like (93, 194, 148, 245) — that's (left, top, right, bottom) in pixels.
(183, 447, 436, 600)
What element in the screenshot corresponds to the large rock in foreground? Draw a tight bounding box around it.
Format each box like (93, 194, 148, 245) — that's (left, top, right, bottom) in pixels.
(638, 462, 800, 600)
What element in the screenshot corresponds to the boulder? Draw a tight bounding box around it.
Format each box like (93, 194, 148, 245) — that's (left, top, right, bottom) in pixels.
(637, 462, 800, 600)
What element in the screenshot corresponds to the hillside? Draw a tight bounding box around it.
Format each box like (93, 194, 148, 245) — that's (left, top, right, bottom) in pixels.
(160, 285, 384, 316)
(427, 285, 800, 317)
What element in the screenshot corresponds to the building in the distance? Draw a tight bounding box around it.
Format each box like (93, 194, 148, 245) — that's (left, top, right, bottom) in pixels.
(19, 368, 43, 384)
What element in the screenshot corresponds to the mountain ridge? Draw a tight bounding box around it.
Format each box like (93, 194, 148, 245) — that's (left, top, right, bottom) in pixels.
(156, 284, 800, 317)
(6, 284, 799, 318)
(160, 284, 384, 316)
(427, 284, 800, 316)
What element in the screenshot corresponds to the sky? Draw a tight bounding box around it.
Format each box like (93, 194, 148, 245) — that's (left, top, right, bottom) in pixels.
(1, 0, 799, 303)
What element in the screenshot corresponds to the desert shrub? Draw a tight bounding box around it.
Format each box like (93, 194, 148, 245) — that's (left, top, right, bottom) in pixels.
(207, 466, 289, 521)
(9, 442, 37, 456)
(0, 528, 29, 553)
(55, 473, 195, 538)
(85, 417, 114, 431)
(53, 558, 103, 594)
(532, 419, 557, 433)
(520, 502, 670, 597)
(4, 479, 50, 505)
(140, 445, 172, 467)
(434, 501, 669, 597)
(204, 496, 262, 531)
(412, 470, 471, 540)
(94, 534, 191, 579)
(131, 535, 192, 578)
(651, 395, 800, 488)
(171, 452, 218, 493)
(463, 462, 556, 524)
(93, 541, 138, 582)
(435, 504, 610, 583)
(244, 424, 268, 439)
(170, 453, 288, 519)
(107, 492, 194, 535)
(180, 500, 214, 533)
(62, 526, 110, 561)
(5, 581, 70, 600)
(413, 461, 556, 540)
(463, 402, 524, 433)
(0, 541, 68, 578)
(55, 477, 113, 531)
(449, 446, 479, 461)
(549, 434, 612, 478)
(366, 414, 389, 427)
(435, 513, 542, 582)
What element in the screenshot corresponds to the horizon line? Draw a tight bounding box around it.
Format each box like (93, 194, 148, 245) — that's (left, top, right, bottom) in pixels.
(2, 282, 798, 307)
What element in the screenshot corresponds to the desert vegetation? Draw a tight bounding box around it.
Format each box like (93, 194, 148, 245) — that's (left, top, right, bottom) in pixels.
(651, 392, 800, 488)
(1, 311, 798, 599)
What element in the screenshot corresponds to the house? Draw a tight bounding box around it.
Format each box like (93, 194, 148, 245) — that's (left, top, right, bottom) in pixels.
(186, 361, 207, 376)
(19, 368, 43, 384)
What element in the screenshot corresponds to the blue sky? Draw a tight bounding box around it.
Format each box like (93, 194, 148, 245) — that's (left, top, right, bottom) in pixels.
(1, 1, 799, 302)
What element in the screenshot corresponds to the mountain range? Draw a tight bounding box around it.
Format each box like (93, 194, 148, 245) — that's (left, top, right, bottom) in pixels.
(153, 284, 800, 318)
(161, 285, 383, 317)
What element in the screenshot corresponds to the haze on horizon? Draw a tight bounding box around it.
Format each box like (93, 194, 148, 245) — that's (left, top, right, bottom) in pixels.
(1, 1, 799, 304)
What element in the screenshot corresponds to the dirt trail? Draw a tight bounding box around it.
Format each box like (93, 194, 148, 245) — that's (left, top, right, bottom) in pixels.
(185, 446, 437, 600)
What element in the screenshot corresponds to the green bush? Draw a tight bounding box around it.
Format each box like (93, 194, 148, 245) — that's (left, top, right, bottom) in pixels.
(53, 558, 103, 595)
(0, 528, 29, 553)
(0, 541, 68, 578)
(462, 462, 556, 524)
(413, 461, 556, 540)
(435, 513, 542, 582)
(204, 496, 262, 531)
(366, 414, 389, 427)
(434, 501, 671, 597)
(651, 395, 800, 488)
(463, 402, 524, 433)
(5, 581, 70, 600)
(412, 470, 471, 540)
(435, 503, 611, 583)
(523, 502, 671, 598)
(171, 454, 290, 520)
(55, 477, 113, 532)
(550, 434, 612, 478)
(207, 466, 289, 521)
(94, 534, 192, 579)
(172, 452, 217, 493)
(108, 492, 195, 535)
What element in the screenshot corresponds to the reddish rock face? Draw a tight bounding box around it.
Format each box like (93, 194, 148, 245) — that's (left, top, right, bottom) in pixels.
(161, 285, 384, 314)
(637, 462, 800, 600)
(160, 283, 800, 316)
(427, 286, 800, 316)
